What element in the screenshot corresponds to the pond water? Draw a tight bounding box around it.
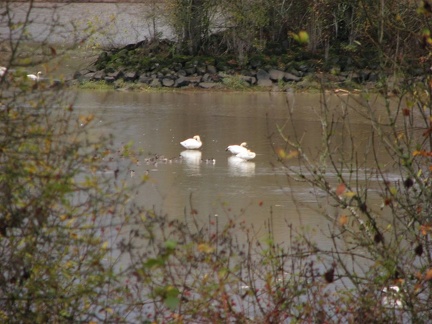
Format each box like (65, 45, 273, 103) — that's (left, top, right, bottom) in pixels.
(4, 2, 398, 248)
(74, 90, 396, 247)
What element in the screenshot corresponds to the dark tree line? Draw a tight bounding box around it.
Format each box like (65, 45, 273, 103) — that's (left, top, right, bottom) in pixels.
(164, 0, 424, 71)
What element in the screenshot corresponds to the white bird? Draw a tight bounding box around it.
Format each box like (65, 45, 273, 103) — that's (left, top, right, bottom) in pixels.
(226, 142, 248, 155)
(381, 285, 402, 308)
(0, 66, 7, 77)
(27, 71, 42, 81)
(236, 149, 256, 161)
(180, 135, 202, 150)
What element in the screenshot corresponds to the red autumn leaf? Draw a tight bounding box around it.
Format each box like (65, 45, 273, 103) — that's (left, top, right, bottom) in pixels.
(335, 183, 346, 196)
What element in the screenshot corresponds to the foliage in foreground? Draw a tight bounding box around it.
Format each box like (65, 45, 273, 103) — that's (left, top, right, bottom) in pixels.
(2, 1, 432, 323)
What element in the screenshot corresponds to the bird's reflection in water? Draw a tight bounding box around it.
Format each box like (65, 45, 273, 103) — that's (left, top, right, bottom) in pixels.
(228, 156, 255, 177)
(181, 150, 202, 175)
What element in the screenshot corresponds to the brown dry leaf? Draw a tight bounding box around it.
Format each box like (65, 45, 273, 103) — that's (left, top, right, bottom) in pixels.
(50, 46, 57, 57)
(420, 224, 432, 236)
(197, 243, 214, 253)
(414, 283, 422, 293)
(424, 268, 432, 281)
(338, 215, 348, 226)
(79, 114, 95, 127)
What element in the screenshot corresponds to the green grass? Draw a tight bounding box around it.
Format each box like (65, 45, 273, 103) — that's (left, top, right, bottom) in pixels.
(77, 80, 115, 90)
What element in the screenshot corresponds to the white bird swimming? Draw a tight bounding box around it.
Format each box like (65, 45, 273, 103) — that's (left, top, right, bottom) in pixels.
(180, 135, 202, 150)
(226, 142, 248, 155)
(236, 149, 256, 161)
(27, 71, 42, 81)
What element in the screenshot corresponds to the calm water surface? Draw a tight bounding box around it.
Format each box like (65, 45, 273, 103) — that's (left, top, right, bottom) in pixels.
(4, 2, 396, 247)
(75, 90, 395, 246)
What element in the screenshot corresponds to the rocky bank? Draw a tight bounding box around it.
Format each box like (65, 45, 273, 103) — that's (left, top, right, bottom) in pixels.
(73, 39, 386, 91)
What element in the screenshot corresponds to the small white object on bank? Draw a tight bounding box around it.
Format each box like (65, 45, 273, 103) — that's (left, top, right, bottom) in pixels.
(27, 71, 42, 81)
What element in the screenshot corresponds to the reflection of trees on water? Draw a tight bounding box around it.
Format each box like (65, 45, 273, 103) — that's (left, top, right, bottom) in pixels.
(227, 156, 255, 177)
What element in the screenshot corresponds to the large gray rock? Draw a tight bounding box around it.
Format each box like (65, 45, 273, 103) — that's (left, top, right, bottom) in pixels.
(162, 78, 175, 87)
(184, 76, 202, 84)
(174, 76, 190, 87)
(93, 70, 106, 81)
(269, 69, 285, 81)
(239, 75, 256, 85)
(288, 68, 302, 77)
(107, 70, 124, 80)
(81, 72, 95, 81)
(104, 76, 116, 83)
(177, 69, 187, 77)
(123, 71, 138, 81)
(256, 69, 270, 82)
(149, 78, 162, 87)
(283, 73, 302, 82)
(138, 75, 152, 84)
(184, 67, 196, 75)
(198, 82, 219, 89)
